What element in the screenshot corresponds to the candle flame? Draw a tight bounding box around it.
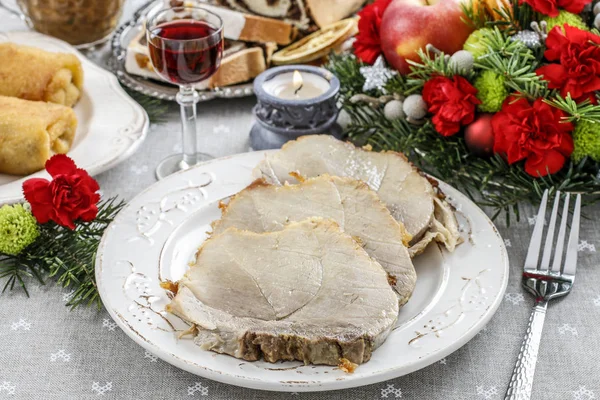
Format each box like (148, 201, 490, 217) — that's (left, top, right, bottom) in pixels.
(293, 70, 303, 91)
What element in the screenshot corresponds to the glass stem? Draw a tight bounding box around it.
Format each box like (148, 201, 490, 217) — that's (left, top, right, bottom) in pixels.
(176, 85, 200, 169)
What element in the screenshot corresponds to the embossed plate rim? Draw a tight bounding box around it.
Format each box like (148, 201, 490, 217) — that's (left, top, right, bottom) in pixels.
(96, 151, 509, 392)
(0, 30, 149, 204)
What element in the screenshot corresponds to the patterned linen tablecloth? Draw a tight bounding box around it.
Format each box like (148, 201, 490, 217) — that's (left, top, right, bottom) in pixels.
(1, 5, 600, 400)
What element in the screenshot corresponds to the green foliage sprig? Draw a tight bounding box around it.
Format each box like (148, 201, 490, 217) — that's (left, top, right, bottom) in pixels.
(461, 1, 489, 30)
(405, 48, 457, 90)
(498, 0, 538, 34)
(327, 53, 600, 222)
(462, 0, 539, 35)
(473, 27, 548, 99)
(0, 198, 125, 308)
(405, 48, 478, 92)
(546, 94, 600, 123)
(125, 88, 171, 123)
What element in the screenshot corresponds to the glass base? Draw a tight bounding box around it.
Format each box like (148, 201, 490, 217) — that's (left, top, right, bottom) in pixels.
(155, 153, 213, 180)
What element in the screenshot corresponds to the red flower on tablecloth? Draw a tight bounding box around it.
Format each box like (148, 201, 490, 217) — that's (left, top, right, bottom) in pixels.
(536, 26, 600, 103)
(422, 75, 481, 137)
(492, 97, 574, 177)
(519, 0, 591, 17)
(23, 155, 100, 229)
(353, 0, 392, 64)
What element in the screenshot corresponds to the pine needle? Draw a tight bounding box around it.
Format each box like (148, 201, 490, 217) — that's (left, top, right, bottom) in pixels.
(0, 198, 126, 309)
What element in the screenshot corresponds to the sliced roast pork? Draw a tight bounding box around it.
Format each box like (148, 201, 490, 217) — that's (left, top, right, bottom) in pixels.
(212, 175, 416, 305)
(253, 135, 461, 255)
(168, 218, 399, 366)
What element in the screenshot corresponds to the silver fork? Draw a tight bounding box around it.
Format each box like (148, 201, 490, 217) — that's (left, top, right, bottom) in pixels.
(505, 190, 581, 400)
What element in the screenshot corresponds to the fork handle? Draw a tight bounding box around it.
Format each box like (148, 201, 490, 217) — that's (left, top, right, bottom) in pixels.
(505, 300, 548, 400)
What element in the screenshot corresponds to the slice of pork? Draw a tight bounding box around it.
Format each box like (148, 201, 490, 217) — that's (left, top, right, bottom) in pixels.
(212, 175, 416, 305)
(168, 218, 399, 366)
(253, 135, 461, 255)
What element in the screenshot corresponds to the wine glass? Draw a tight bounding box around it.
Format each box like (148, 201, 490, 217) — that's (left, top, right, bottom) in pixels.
(146, 5, 224, 179)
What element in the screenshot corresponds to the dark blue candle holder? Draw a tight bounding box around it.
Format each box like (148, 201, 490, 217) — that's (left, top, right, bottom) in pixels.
(250, 65, 342, 150)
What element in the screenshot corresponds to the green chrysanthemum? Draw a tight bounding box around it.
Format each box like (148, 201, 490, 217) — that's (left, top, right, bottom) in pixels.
(543, 11, 588, 32)
(463, 28, 493, 60)
(572, 121, 600, 163)
(474, 70, 509, 113)
(0, 204, 39, 256)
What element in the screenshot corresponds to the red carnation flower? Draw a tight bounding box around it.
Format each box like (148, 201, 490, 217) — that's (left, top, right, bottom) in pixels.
(23, 155, 100, 229)
(520, 0, 591, 17)
(422, 76, 481, 137)
(353, 0, 392, 64)
(492, 97, 574, 177)
(536, 25, 600, 103)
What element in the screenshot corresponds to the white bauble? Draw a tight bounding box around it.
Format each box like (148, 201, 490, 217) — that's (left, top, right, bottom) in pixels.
(384, 100, 406, 121)
(337, 109, 352, 130)
(449, 50, 475, 75)
(403, 94, 427, 120)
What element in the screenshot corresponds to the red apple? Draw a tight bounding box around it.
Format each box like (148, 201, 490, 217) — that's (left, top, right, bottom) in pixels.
(380, 0, 475, 74)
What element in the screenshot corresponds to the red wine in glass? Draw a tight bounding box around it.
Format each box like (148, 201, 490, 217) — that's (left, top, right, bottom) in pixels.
(148, 20, 223, 85)
(146, 6, 224, 179)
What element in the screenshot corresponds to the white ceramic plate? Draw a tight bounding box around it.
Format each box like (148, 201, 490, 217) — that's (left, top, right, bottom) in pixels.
(96, 151, 509, 392)
(0, 31, 149, 204)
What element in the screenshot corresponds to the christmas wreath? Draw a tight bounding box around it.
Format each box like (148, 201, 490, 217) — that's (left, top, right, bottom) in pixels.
(328, 0, 600, 220)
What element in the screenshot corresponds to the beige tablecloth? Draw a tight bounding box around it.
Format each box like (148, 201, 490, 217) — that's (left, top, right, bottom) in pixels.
(1, 4, 599, 399)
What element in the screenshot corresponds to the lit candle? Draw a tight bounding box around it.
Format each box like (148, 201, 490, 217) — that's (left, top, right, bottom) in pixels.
(263, 70, 330, 100)
(251, 65, 341, 150)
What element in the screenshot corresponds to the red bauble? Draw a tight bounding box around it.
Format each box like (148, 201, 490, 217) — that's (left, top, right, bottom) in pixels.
(465, 114, 495, 157)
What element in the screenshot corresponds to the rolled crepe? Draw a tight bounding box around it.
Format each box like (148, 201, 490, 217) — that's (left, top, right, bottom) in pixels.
(0, 43, 83, 107)
(0, 96, 77, 175)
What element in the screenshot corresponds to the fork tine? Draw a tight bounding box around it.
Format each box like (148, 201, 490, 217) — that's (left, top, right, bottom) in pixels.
(539, 191, 561, 270)
(562, 194, 581, 276)
(551, 194, 570, 273)
(524, 190, 549, 270)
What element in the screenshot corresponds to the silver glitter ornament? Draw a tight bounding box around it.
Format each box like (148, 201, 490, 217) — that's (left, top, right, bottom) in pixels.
(384, 100, 405, 121)
(360, 56, 397, 93)
(595, 13, 600, 30)
(594, 2, 600, 15)
(510, 30, 541, 49)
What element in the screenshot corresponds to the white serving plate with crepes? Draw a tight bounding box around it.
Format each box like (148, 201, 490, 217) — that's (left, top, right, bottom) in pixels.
(0, 31, 148, 204)
(96, 151, 509, 392)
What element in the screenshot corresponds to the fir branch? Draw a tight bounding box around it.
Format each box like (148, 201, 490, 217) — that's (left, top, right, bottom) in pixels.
(0, 198, 126, 309)
(125, 88, 170, 123)
(0, 256, 43, 297)
(545, 94, 600, 124)
(327, 53, 367, 97)
(384, 73, 409, 96)
(327, 54, 409, 98)
(406, 49, 454, 89)
(461, 0, 489, 30)
(475, 26, 531, 57)
(473, 27, 548, 99)
(487, 0, 538, 35)
(406, 47, 476, 91)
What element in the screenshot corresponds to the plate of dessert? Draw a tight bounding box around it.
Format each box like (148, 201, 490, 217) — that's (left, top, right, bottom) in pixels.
(96, 135, 509, 392)
(110, 0, 360, 101)
(0, 31, 148, 204)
